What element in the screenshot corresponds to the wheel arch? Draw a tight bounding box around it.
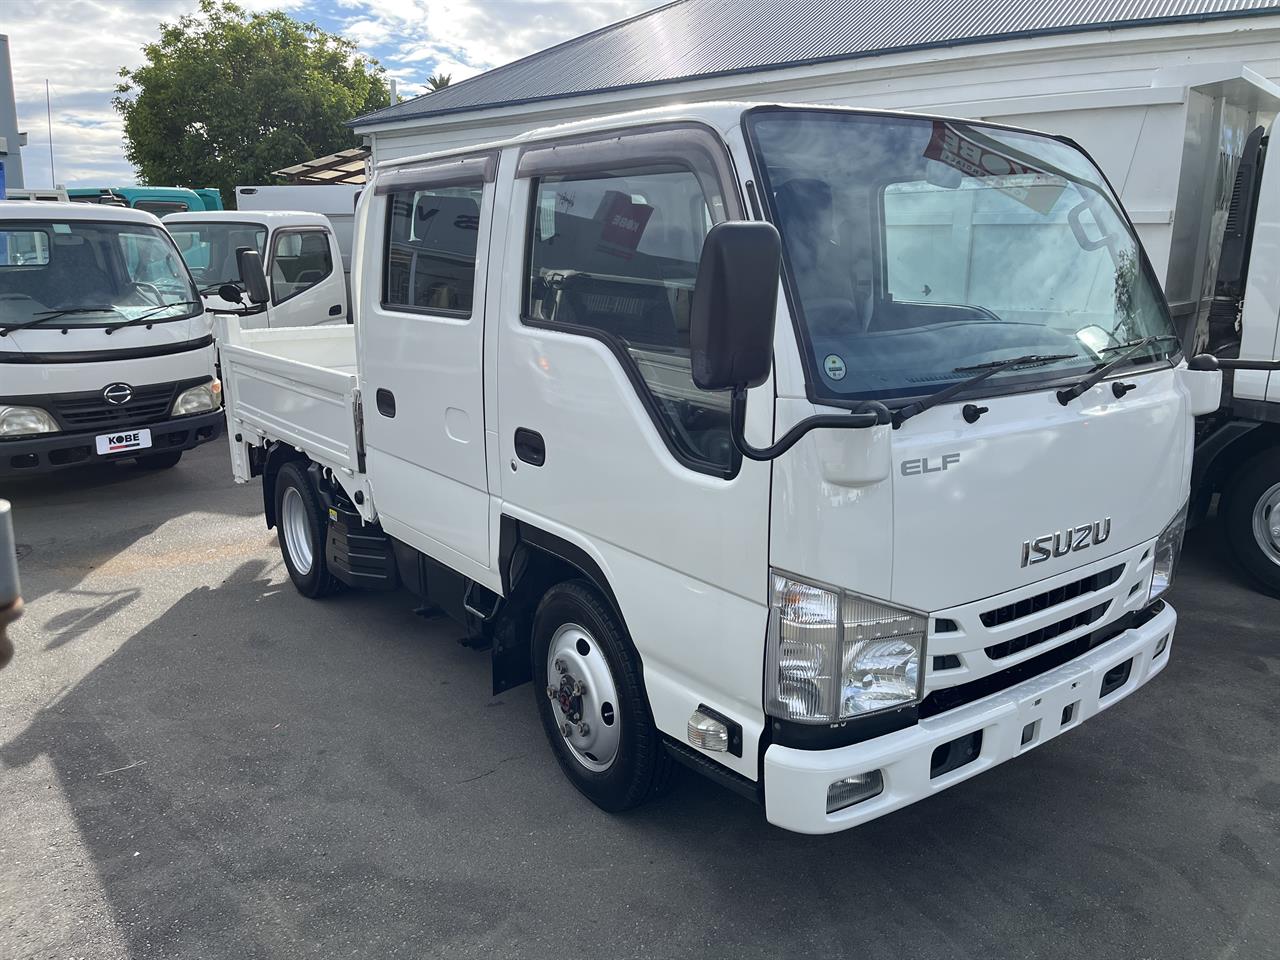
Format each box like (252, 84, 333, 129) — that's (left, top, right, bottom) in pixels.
(491, 516, 628, 695)
(260, 443, 311, 530)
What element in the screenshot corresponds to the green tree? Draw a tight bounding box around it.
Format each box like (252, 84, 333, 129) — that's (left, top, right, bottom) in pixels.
(114, 1, 389, 206)
(426, 72, 452, 92)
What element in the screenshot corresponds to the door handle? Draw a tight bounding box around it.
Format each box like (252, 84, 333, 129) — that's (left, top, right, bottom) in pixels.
(376, 389, 396, 418)
(329, 304, 342, 316)
(514, 428, 545, 466)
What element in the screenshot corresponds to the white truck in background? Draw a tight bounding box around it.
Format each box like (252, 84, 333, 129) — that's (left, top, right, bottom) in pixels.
(0, 202, 222, 477)
(234, 184, 359, 275)
(217, 102, 1271, 834)
(165, 210, 348, 328)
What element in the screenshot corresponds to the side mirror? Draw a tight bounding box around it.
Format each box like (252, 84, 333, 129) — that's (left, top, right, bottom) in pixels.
(236, 248, 270, 305)
(690, 221, 782, 391)
(217, 283, 243, 304)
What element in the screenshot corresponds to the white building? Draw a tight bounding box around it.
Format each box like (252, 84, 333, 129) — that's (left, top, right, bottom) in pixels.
(351, 0, 1280, 341)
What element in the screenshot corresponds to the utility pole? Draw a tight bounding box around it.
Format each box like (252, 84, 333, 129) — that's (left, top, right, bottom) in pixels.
(45, 79, 54, 187)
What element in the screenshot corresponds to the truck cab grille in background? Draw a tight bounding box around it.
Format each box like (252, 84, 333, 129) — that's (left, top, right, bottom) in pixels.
(51, 382, 178, 431)
(984, 601, 1110, 660)
(980, 564, 1124, 628)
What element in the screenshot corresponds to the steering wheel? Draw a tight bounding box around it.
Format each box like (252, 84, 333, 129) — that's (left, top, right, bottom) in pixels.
(133, 281, 165, 307)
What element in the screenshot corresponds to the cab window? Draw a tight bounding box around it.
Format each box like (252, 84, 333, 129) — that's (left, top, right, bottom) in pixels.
(524, 164, 733, 474)
(382, 186, 482, 317)
(270, 229, 333, 303)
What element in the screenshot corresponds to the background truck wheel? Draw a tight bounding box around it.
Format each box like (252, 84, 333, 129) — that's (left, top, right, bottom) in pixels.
(274, 461, 340, 599)
(135, 451, 182, 470)
(1221, 448, 1280, 596)
(532, 580, 676, 812)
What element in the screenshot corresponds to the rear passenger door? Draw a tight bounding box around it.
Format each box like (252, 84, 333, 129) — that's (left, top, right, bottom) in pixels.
(266, 227, 345, 327)
(360, 153, 498, 581)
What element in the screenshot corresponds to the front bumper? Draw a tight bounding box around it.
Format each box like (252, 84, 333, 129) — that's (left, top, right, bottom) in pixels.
(762, 600, 1176, 834)
(0, 409, 223, 477)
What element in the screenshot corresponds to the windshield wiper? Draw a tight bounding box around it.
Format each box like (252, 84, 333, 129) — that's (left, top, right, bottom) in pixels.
(104, 300, 203, 334)
(0, 305, 123, 337)
(1056, 335, 1180, 405)
(893, 354, 1076, 428)
(200, 281, 242, 296)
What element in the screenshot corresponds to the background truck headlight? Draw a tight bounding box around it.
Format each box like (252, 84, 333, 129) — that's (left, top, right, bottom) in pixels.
(172, 380, 221, 416)
(765, 572, 926, 723)
(0, 405, 59, 437)
(1149, 502, 1189, 602)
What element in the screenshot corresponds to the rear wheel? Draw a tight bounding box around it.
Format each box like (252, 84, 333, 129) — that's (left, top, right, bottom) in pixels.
(274, 461, 340, 598)
(532, 580, 675, 812)
(1222, 448, 1280, 596)
(135, 451, 182, 470)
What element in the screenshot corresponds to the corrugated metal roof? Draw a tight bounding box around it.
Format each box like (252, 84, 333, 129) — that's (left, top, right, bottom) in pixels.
(352, 0, 1280, 128)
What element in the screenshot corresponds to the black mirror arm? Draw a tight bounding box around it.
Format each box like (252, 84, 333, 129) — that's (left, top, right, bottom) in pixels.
(1188, 353, 1280, 372)
(729, 388, 889, 462)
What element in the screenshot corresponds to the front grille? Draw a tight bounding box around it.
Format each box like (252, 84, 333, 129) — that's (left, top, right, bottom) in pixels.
(51, 382, 177, 431)
(980, 564, 1124, 628)
(918, 603, 1163, 719)
(984, 601, 1110, 660)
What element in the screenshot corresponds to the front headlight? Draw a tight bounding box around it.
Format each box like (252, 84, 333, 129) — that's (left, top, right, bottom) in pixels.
(0, 405, 59, 437)
(172, 379, 221, 416)
(766, 571, 926, 723)
(1148, 501, 1189, 602)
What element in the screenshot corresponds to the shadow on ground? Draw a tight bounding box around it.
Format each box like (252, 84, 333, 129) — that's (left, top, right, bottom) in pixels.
(2, 526, 1277, 959)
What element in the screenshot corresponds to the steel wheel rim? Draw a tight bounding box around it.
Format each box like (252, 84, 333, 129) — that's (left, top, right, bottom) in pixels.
(1252, 482, 1280, 567)
(546, 622, 621, 772)
(281, 486, 313, 575)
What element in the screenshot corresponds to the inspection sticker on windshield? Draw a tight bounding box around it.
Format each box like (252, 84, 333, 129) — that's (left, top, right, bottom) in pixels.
(96, 429, 152, 456)
(824, 354, 847, 381)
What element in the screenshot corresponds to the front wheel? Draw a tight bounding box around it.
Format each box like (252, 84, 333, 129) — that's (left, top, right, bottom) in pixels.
(1221, 448, 1280, 596)
(274, 461, 340, 599)
(532, 581, 675, 812)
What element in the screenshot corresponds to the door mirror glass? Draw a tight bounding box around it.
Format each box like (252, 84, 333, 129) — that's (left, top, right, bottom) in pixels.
(689, 221, 782, 391)
(237, 247, 270, 304)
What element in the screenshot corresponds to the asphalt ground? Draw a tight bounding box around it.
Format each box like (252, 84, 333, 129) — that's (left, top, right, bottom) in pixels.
(1, 439, 1277, 960)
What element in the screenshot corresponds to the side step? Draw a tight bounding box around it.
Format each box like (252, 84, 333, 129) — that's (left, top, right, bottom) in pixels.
(324, 502, 398, 591)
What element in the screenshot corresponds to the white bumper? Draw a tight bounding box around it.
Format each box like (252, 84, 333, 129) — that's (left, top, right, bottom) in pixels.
(762, 601, 1176, 834)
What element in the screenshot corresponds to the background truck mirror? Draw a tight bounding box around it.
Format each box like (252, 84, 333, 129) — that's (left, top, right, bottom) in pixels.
(236, 247, 270, 304)
(689, 220, 781, 391)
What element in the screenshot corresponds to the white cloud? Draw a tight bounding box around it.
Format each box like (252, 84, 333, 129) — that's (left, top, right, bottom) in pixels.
(4, 0, 664, 188)
(338, 0, 660, 98)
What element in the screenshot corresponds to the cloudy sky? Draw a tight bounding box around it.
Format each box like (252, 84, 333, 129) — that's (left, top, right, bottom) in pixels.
(5, 0, 663, 188)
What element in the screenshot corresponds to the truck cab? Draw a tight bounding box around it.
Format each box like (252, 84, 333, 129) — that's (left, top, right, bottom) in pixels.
(67, 185, 221, 216)
(218, 103, 1225, 833)
(0, 202, 222, 476)
(165, 210, 348, 328)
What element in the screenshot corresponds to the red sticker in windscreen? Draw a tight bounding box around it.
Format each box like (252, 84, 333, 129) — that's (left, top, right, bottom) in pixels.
(924, 122, 1066, 215)
(594, 190, 654, 259)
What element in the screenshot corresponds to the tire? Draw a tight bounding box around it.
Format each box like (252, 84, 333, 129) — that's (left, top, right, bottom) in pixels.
(1221, 448, 1280, 596)
(274, 461, 340, 599)
(532, 580, 676, 812)
(135, 451, 183, 470)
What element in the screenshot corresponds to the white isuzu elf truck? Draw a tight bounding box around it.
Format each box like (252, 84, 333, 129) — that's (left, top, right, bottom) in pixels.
(217, 103, 1264, 834)
(1, 202, 222, 477)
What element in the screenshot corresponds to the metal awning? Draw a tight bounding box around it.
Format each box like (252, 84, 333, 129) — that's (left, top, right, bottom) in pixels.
(271, 148, 369, 184)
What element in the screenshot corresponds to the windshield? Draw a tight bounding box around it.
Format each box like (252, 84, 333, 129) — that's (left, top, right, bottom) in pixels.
(166, 221, 267, 290)
(746, 109, 1179, 403)
(0, 219, 200, 328)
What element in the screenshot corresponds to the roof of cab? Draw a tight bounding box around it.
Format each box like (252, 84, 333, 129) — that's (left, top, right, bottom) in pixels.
(0, 200, 165, 225)
(162, 210, 334, 228)
(376, 100, 759, 174)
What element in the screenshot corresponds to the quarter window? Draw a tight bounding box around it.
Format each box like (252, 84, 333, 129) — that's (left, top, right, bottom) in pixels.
(525, 165, 733, 473)
(383, 186, 482, 316)
(270, 229, 333, 303)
